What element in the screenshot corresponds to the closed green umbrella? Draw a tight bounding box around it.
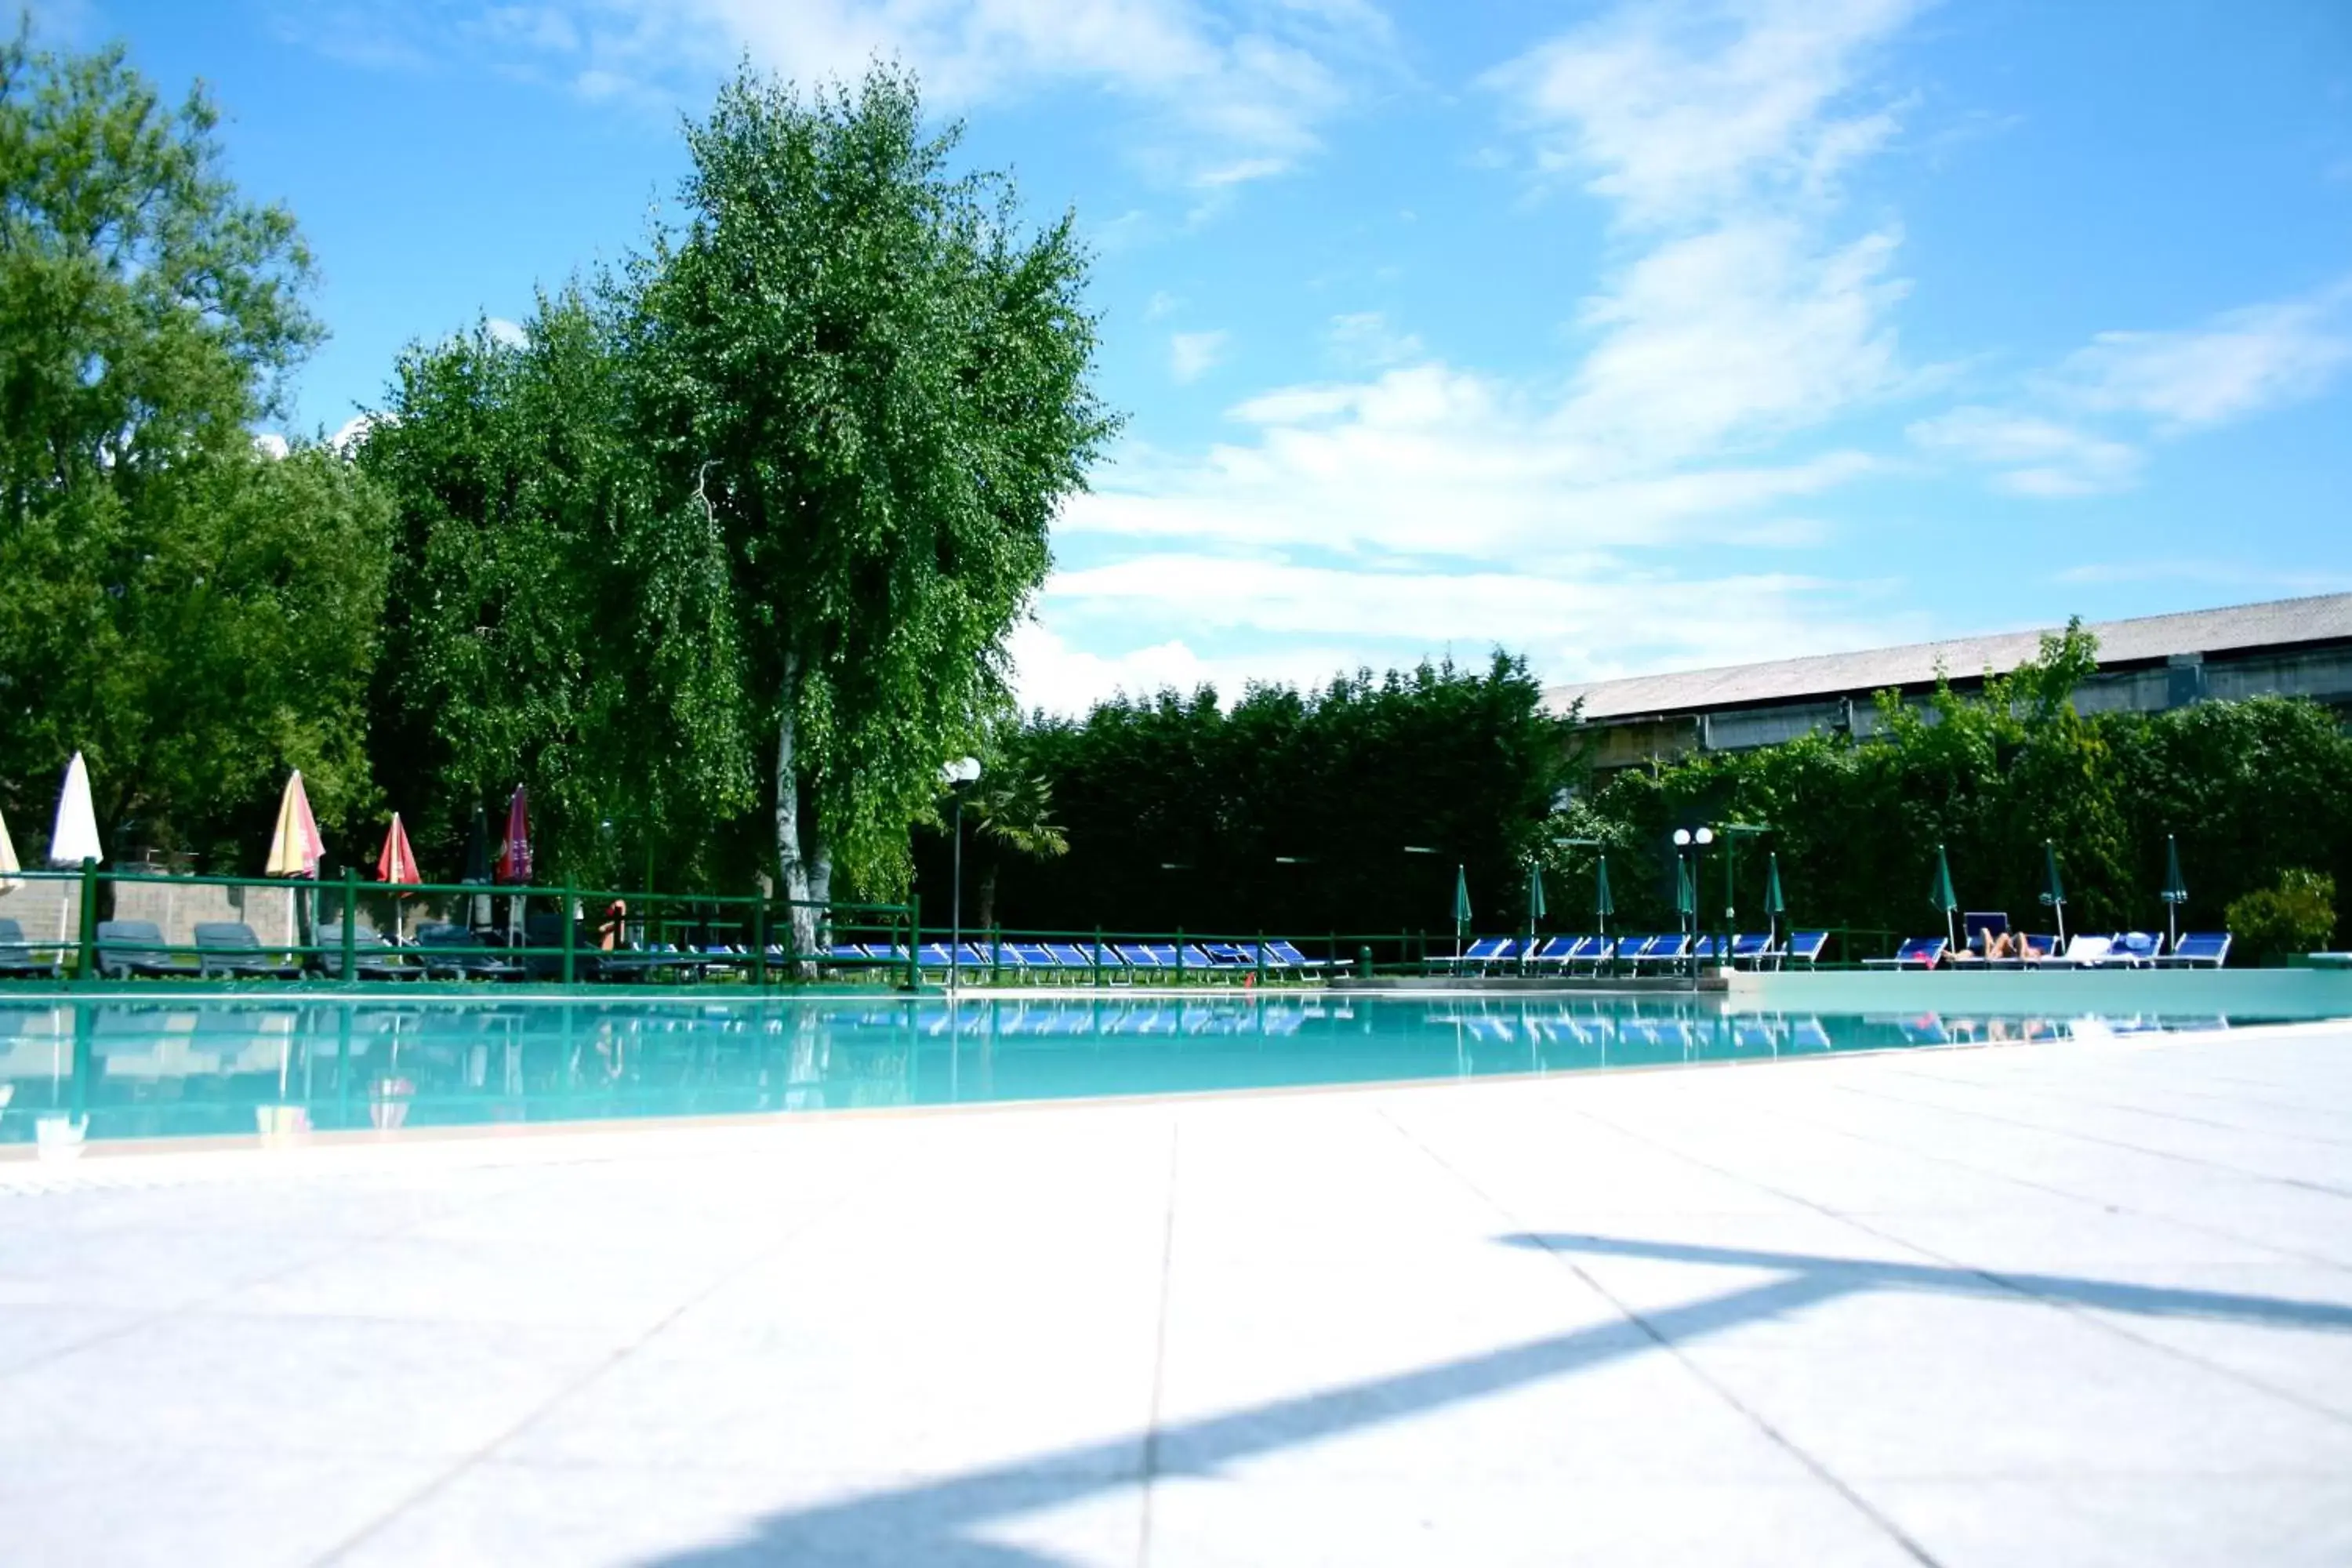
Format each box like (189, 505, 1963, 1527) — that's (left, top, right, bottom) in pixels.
(1594, 853, 1615, 935)
(1764, 851, 1788, 937)
(1675, 854, 1697, 932)
(1929, 843, 1958, 950)
(2160, 833, 2188, 952)
(1526, 864, 1547, 935)
(2039, 839, 2067, 946)
(1452, 863, 1472, 962)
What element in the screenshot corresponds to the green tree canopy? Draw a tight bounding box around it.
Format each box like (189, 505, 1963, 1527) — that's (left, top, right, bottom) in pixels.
(631, 64, 1116, 933)
(0, 27, 387, 863)
(968, 653, 1571, 935)
(360, 296, 754, 885)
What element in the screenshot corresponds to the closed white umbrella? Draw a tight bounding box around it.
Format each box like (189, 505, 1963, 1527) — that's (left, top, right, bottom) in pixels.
(0, 806, 20, 894)
(49, 753, 103, 866)
(264, 770, 325, 878)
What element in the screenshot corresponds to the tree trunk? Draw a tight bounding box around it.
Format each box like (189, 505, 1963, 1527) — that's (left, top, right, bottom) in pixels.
(808, 834, 833, 953)
(774, 653, 821, 976)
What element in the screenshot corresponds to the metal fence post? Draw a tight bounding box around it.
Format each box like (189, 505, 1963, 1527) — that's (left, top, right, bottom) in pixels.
(751, 895, 768, 989)
(906, 895, 921, 991)
(1093, 926, 1104, 989)
(561, 884, 577, 985)
(77, 858, 99, 982)
(341, 868, 358, 985)
(1256, 930, 1266, 987)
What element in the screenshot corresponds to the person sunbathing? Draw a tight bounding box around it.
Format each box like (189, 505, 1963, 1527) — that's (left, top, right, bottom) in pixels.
(596, 898, 628, 951)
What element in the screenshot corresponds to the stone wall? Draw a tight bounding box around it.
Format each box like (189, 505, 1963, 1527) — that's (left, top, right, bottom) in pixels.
(0, 877, 81, 960)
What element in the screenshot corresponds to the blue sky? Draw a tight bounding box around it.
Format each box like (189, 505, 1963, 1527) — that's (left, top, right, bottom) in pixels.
(44, 0, 2352, 711)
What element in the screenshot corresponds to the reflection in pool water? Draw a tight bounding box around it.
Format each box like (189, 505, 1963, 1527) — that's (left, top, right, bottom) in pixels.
(0, 994, 2273, 1147)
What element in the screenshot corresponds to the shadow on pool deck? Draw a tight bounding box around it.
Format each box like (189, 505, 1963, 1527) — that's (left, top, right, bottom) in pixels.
(634, 1234, 2352, 1566)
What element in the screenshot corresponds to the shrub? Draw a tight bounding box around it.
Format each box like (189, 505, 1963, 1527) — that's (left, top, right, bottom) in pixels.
(2224, 869, 2339, 964)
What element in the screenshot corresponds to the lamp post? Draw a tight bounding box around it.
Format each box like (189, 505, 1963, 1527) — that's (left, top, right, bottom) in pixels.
(942, 757, 981, 997)
(1673, 826, 1714, 977)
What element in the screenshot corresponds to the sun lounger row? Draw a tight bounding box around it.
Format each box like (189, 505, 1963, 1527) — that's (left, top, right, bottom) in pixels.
(1861, 931, 2231, 969)
(1430, 932, 1833, 974)
(816, 939, 1349, 981)
(34, 920, 1356, 985)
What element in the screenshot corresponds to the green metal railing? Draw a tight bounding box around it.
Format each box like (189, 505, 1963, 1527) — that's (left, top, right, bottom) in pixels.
(0, 860, 1912, 990)
(0, 862, 920, 989)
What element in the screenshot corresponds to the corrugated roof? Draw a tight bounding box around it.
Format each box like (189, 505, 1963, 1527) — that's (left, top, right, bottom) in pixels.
(1548, 592, 2352, 722)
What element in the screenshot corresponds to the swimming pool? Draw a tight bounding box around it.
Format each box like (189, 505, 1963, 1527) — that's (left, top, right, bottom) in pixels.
(0, 993, 2312, 1148)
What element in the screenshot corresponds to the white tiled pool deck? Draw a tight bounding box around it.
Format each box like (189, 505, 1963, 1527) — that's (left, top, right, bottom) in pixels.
(5, 1023, 2351, 1566)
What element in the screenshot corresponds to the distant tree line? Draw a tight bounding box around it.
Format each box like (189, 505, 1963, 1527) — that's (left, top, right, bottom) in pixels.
(950, 655, 1573, 938)
(1542, 626, 2351, 953)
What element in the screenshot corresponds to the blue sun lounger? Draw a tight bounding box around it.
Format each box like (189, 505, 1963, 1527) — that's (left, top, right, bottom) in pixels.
(1430, 936, 1511, 975)
(1526, 935, 1581, 970)
(1861, 936, 1946, 969)
(1268, 940, 1351, 976)
(1624, 934, 1691, 971)
(0, 917, 60, 979)
(2153, 931, 2230, 968)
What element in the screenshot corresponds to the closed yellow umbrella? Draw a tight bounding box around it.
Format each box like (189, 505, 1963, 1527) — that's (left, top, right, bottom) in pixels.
(264, 771, 325, 878)
(264, 771, 326, 951)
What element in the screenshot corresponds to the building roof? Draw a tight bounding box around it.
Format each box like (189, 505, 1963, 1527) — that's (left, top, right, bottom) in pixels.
(1546, 592, 2352, 722)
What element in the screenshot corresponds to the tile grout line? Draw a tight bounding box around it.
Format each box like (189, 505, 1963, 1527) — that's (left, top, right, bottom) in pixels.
(1136, 1119, 1181, 1568)
(301, 1151, 897, 1568)
(1374, 1103, 1947, 1568)
(1562, 1097, 2352, 1432)
(1824, 1078, 2352, 1197)
(1863, 1061, 2352, 1148)
(0, 1177, 517, 1385)
(1748, 1086, 2352, 1277)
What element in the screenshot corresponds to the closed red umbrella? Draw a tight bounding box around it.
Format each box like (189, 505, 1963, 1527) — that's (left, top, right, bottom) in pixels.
(376, 813, 421, 941)
(495, 785, 532, 884)
(376, 813, 420, 886)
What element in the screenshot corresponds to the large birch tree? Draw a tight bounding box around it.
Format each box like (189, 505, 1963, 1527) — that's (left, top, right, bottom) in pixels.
(632, 64, 1112, 940)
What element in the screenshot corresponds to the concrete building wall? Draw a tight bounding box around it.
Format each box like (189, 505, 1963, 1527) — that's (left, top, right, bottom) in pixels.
(1573, 642, 2352, 772)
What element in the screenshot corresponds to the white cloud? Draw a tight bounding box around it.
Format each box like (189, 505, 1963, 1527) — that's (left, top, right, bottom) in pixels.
(1015, 552, 1918, 711)
(1915, 278, 2352, 499)
(1142, 290, 1184, 321)
(1907, 407, 2140, 497)
(1484, 0, 1924, 228)
(252, 432, 292, 460)
(485, 316, 530, 349)
(1327, 310, 1423, 368)
(303, 1, 1394, 189)
(1066, 368, 1872, 558)
(2048, 279, 2352, 431)
(1007, 621, 1367, 711)
(1023, 0, 1938, 713)
(328, 413, 385, 455)
(1168, 329, 1230, 383)
(1558, 218, 1908, 464)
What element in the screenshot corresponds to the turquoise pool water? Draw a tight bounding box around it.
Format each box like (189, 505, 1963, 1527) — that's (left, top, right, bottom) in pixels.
(0, 993, 2303, 1146)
